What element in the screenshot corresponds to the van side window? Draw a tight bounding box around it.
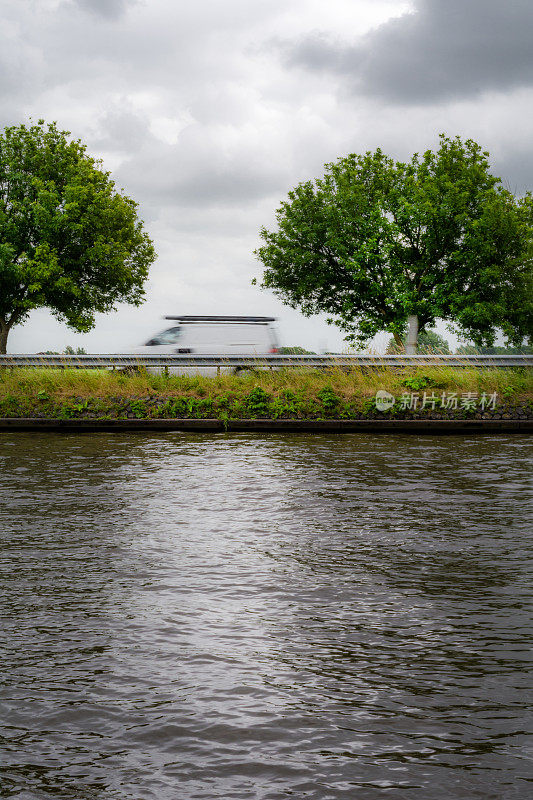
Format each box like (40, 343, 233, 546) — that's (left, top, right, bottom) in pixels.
(146, 327, 181, 345)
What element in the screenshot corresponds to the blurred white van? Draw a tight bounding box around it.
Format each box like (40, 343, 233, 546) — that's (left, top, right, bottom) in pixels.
(133, 315, 279, 373)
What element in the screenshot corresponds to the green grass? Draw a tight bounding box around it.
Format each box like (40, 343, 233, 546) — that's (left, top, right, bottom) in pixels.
(0, 365, 531, 398)
(0, 366, 531, 420)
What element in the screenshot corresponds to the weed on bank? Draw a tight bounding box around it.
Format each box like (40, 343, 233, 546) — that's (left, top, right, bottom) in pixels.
(0, 366, 531, 420)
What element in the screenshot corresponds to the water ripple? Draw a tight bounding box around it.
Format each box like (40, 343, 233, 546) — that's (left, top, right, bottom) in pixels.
(1, 433, 532, 799)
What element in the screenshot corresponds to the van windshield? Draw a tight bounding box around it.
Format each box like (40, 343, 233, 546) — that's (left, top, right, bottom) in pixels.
(147, 327, 181, 345)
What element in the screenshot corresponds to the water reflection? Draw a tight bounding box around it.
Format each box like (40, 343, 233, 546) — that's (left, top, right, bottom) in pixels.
(1, 433, 531, 799)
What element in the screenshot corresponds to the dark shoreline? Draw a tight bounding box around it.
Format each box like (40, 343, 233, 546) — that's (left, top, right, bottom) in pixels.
(1, 417, 531, 434)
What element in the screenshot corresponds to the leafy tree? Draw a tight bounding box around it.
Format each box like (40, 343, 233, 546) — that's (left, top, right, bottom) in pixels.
(386, 329, 450, 354)
(278, 345, 316, 354)
(0, 120, 156, 352)
(254, 135, 533, 351)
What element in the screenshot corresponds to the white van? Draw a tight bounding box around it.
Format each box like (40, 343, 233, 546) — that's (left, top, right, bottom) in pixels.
(133, 315, 280, 373)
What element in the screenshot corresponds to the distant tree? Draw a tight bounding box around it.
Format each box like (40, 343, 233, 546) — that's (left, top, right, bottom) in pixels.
(386, 329, 450, 354)
(278, 345, 316, 354)
(254, 135, 533, 351)
(456, 344, 533, 355)
(0, 120, 156, 353)
(37, 347, 87, 354)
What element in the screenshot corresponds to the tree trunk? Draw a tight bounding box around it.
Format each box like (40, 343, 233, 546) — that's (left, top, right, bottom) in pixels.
(405, 315, 419, 355)
(393, 331, 404, 349)
(0, 321, 11, 354)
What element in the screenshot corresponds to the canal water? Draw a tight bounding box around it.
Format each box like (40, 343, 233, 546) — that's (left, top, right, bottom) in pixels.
(0, 432, 532, 800)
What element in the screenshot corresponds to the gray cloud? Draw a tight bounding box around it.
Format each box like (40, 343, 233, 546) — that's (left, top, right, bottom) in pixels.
(288, 0, 533, 103)
(492, 147, 533, 198)
(124, 155, 284, 209)
(116, 125, 287, 211)
(91, 108, 153, 154)
(74, 0, 137, 20)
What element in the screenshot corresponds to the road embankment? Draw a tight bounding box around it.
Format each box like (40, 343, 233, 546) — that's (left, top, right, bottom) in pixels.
(0, 367, 531, 433)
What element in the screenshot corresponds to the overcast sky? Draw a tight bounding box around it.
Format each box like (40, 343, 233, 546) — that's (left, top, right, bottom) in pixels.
(2, 0, 533, 352)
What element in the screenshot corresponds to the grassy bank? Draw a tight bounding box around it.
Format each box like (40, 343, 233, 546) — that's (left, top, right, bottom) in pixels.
(0, 367, 531, 421)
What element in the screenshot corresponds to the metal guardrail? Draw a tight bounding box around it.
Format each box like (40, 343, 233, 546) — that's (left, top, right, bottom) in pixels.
(0, 354, 531, 368)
